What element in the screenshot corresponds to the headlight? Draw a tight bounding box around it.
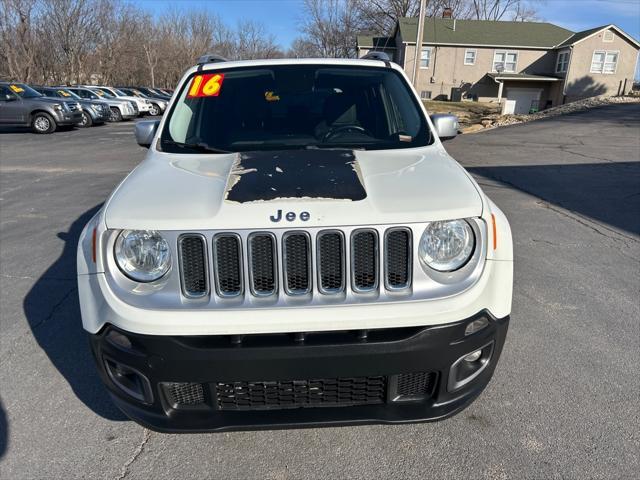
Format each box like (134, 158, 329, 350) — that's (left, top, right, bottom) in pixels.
(91, 104, 100, 111)
(418, 219, 475, 272)
(53, 103, 62, 111)
(114, 230, 171, 282)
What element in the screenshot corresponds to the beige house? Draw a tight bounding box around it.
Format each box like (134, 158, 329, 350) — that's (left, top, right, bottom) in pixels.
(357, 17, 640, 114)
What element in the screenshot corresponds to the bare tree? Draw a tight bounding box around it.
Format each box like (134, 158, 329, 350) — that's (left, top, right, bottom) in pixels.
(233, 20, 283, 60)
(0, 0, 40, 81)
(297, 0, 360, 58)
(353, 0, 476, 35)
(471, 0, 540, 21)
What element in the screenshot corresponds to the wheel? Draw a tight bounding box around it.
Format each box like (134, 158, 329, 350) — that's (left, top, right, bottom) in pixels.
(148, 103, 160, 116)
(78, 111, 93, 128)
(31, 112, 56, 134)
(109, 107, 123, 122)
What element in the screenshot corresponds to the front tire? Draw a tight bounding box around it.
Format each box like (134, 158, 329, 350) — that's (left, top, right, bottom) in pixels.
(109, 107, 123, 122)
(78, 111, 93, 128)
(32, 112, 56, 134)
(148, 103, 160, 116)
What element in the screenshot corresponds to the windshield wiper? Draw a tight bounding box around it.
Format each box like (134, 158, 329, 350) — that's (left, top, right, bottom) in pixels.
(162, 139, 230, 154)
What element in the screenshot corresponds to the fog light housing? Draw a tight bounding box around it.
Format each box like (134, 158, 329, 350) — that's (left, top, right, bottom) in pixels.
(448, 341, 494, 392)
(104, 357, 153, 404)
(463, 350, 482, 362)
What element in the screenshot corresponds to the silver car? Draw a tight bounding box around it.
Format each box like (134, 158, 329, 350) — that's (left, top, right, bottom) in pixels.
(64, 87, 137, 122)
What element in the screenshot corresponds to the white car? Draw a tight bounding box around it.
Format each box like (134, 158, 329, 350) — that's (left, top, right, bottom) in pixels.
(87, 85, 152, 115)
(77, 55, 513, 432)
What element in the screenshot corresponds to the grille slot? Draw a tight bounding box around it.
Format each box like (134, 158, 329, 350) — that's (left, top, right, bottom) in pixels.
(396, 372, 436, 397)
(385, 228, 412, 290)
(213, 234, 243, 297)
(283, 232, 312, 294)
(317, 231, 345, 293)
(216, 376, 386, 411)
(178, 235, 208, 298)
(248, 233, 277, 296)
(351, 230, 379, 292)
(164, 382, 206, 407)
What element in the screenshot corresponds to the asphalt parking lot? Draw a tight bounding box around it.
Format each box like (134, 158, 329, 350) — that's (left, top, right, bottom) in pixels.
(1, 105, 639, 479)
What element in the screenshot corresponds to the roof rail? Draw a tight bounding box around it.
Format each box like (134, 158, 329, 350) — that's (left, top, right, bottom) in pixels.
(361, 51, 391, 63)
(196, 54, 228, 65)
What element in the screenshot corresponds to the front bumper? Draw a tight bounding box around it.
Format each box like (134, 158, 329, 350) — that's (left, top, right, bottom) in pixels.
(55, 111, 83, 126)
(89, 311, 509, 432)
(88, 108, 110, 123)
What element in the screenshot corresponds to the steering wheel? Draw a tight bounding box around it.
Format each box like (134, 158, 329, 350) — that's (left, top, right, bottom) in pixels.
(322, 125, 371, 142)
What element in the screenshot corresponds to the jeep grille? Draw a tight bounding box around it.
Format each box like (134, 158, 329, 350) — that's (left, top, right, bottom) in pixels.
(178, 227, 413, 302)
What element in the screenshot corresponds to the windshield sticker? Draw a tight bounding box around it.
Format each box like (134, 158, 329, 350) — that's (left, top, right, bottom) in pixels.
(95, 90, 104, 96)
(264, 91, 280, 102)
(9, 85, 24, 93)
(57, 90, 71, 97)
(187, 73, 224, 98)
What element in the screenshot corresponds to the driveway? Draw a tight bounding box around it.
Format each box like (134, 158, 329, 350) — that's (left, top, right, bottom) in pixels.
(0, 105, 638, 479)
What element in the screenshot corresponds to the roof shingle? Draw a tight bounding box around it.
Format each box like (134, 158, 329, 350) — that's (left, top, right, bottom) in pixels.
(397, 17, 573, 48)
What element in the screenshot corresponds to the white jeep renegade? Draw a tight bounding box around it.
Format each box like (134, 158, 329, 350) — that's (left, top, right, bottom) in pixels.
(77, 55, 513, 432)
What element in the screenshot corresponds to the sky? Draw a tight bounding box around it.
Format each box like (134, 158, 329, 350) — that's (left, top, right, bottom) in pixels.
(137, 0, 640, 49)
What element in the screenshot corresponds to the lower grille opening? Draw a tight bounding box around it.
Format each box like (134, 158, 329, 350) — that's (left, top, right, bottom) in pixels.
(392, 372, 437, 401)
(164, 382, 206, 407)
(216, 376, 386, 411)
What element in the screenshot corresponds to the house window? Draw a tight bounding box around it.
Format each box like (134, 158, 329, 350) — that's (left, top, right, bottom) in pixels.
(556, 51, 569, 73)
(493, 51, 518, 73)
(420, 47, 432, 68)
(420, 90, 432, 100)
(603, 30, 614, 42)
(591, 50, 618, 74)
(464, 49, 477, 65)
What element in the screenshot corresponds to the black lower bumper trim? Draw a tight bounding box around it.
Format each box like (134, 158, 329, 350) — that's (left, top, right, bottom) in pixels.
(89, 311, 509, 432)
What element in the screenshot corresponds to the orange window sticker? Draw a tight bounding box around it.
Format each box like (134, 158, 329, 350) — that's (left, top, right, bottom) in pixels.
(264, 91, 280, 102)
(58, 90, 70, 97)
(187, 73, 224, 98)
(9, 85, 24, 93)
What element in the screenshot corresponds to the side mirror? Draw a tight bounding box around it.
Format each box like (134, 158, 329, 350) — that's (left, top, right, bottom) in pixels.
(135, 119, 160, 148)
(2, 94, 17, 102)
(430, 114, 459, 141)
(90, 95, 99, 100)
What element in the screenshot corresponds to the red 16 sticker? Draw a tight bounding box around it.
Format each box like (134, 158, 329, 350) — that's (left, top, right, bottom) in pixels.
(187, 73, 224, 98)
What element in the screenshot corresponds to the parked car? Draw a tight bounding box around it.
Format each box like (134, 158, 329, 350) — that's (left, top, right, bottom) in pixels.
(77, 55, 513, 432)
(0, 82, 82, 133)
(63, 86, 137, 122)
(131, 86, 171, 101)
(85, 86, 151, 116)
(33, 86, 110, 127)
(117, 87, 167, 116)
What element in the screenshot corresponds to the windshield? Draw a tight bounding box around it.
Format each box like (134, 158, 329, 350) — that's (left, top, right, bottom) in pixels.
(9, 83, 43, 99)
(92, 88, 114, 99)
(161, 65, 431, 153)
(57, 89, 81, 100)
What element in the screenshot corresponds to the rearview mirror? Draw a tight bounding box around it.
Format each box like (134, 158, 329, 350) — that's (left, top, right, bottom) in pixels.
(135, 119, 160, 148)
(430, 114, 459, 141)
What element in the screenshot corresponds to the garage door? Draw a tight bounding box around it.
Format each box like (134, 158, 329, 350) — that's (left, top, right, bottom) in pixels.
(504, 88, 542, 115)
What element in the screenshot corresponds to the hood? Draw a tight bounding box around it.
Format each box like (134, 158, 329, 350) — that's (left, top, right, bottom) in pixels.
(104, 145, 483, 231)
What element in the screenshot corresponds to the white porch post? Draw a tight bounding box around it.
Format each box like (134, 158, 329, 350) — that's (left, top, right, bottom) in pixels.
(497, 81, 504, 102)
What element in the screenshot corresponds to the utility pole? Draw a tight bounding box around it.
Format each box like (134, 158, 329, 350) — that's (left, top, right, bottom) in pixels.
(412, 0, 428, 88)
